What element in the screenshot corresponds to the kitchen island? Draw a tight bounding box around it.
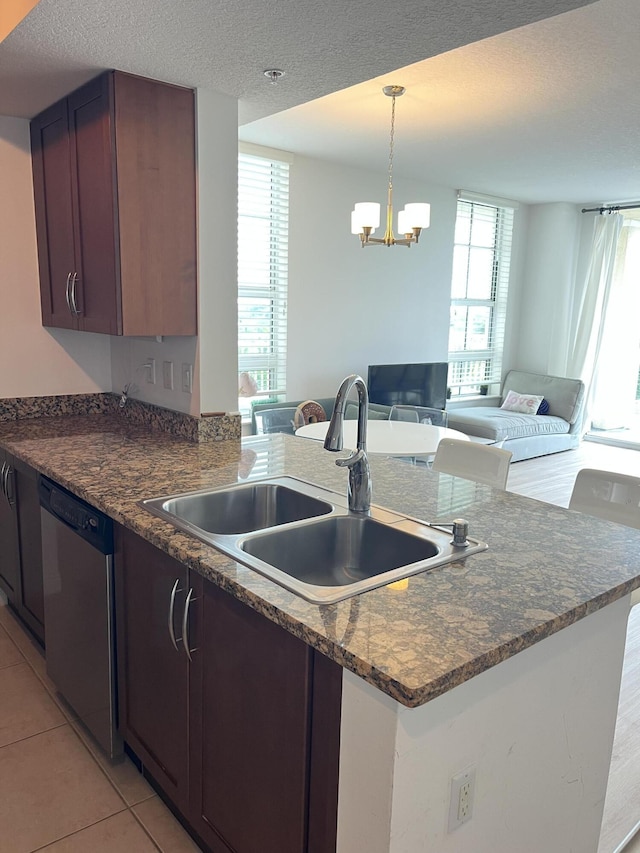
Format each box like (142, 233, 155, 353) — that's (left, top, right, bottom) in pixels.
(1, 410, 639, 852)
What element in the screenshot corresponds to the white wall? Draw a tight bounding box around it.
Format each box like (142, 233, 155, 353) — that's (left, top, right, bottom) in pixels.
(0, 117, 112, 397)
(285, 156, 458, 400)
(110, 335, 198, 414)
(196, 88, 239, 415)
(337, 595, 629, 853)
(514, 202, 581, 376)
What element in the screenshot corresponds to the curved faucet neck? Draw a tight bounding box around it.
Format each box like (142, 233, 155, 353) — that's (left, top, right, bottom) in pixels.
(324, 374, 369, 450)
(324, 374, 371, 513)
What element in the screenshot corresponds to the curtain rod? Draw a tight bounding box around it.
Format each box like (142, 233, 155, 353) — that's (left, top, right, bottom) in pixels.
(581, 202, 640, 213)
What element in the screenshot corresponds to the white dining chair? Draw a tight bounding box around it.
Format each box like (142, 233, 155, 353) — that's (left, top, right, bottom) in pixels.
(569, 468, 640, 529)
(569, 468, 640, 606)
(431, 438, 513, 490)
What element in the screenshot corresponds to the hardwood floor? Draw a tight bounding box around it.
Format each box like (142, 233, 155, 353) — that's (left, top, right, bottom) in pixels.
(507, 438, 640, 507)
(506, 440, 640, 853)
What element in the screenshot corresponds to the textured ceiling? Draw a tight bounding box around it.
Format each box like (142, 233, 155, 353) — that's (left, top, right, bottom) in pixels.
(241, 0, 640, 205)
(1, 0, 636, 204)
(0, 0, 595, 122)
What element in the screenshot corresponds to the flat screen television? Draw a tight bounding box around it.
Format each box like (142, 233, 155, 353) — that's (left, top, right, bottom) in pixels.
(367, 362, 448, 410)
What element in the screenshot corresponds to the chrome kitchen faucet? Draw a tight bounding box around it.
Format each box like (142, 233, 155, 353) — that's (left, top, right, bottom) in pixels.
(324, 374, 372, 513)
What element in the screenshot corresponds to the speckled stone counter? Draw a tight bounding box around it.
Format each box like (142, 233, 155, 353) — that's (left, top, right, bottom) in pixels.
(2, 412, 640, 708)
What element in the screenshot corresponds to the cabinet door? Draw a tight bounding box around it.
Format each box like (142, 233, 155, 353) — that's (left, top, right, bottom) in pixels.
(0, 452, 21, 604)
(68, 74, 120, 335)
(13, 459, 45, 644)
(115, 526, 190, 811)
(113, 71, 197, 336)
(189, 574, 314, 853)
(30, 99, 77, 330)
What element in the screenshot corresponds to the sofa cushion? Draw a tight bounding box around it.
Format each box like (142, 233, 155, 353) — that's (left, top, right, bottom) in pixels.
(501, 370, 584, 425)
(447, 407, 571, 442)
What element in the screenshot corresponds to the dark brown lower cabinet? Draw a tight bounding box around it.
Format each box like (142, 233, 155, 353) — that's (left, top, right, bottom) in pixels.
(116, 526, 342, 853)
(0, 452, 44, 645)
(115, 526, 190, 811)
(13, 458, 45, 642)
(0, 449, 21, 605)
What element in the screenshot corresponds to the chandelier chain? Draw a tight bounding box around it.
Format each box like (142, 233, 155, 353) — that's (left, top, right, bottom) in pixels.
(388, 94, 396, 190)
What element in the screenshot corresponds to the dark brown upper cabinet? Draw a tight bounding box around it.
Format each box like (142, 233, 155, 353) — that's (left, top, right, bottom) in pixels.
(30, 71, 197, 337)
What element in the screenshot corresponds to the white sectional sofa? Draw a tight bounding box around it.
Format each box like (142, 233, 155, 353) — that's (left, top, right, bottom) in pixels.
(446, 370, 586, 462)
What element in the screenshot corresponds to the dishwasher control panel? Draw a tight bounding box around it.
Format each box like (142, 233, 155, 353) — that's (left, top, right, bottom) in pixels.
(39, 475, 113, 554)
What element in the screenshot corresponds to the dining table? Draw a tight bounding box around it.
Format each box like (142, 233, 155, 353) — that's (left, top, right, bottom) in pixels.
(294, 419, 469, 459)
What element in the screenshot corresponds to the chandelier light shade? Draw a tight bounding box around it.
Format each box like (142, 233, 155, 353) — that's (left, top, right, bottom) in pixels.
(351, 85, 430, 248)
(351, 202, 380, 235)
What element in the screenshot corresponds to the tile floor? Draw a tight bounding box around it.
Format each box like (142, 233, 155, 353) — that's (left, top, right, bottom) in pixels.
(0, 600, 203, 853)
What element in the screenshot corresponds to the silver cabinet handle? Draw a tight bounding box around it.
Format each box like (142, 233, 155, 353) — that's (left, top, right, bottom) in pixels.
(65, 272, 73, 315)
(0, 462, 7, 500)
(70, 272, 81, 316)
(3, 464, 15, 507)
(168, 578, 183, 651)
(182, 588, 198, 662)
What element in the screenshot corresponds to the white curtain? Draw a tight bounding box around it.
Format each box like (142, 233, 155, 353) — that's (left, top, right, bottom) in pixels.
(589, 222, 640, 429)
(567, 213, 623, 432)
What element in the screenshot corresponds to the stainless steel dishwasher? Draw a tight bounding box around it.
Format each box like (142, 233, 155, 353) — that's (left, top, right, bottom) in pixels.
(39, 475, 123, 759)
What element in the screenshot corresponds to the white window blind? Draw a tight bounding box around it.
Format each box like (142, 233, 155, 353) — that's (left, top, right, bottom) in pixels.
(238, 152, 290, 414)
(447, 196, 515, 397)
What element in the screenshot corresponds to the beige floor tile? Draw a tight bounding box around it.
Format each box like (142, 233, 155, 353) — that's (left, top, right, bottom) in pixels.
(69, 718, 155, 806)
(105, 758, 156, 807)
(102, 757, 156, 807)
(0, 623, 23, 669)
(38, 810, 159, 852)
(0, 604, 44, 669)
(42, 684, 80, 723)
(0, 725, 126, 853)
(0, 604, 80, 720)
(0, 661, 65, 747)
(133, 797, 203, 852)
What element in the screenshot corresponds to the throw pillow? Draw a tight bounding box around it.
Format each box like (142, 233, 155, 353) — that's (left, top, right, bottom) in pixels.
(537, 398, 550, 415)
(500, 390, 544, 415)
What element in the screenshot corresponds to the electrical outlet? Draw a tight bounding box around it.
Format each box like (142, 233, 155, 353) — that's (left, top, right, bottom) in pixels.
(163, 361, 174, 390)
(448, 766, 475, 832)
(145, 358, 156, 385)
(181, 363, 193, 394)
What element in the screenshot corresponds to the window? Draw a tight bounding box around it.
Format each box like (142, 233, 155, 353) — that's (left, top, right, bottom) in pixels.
(237, 149, 290, 417)
(447, 193, 516, 397)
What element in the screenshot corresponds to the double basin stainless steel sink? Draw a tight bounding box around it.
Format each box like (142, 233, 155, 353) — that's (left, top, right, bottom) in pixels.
(141, 476, 487, 604)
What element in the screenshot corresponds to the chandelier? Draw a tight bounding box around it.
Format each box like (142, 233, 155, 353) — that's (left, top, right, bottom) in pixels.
(351, 85, 430, 248)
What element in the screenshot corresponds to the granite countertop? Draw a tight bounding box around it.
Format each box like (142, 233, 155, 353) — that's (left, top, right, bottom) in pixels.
(2, 412, 640, 708)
